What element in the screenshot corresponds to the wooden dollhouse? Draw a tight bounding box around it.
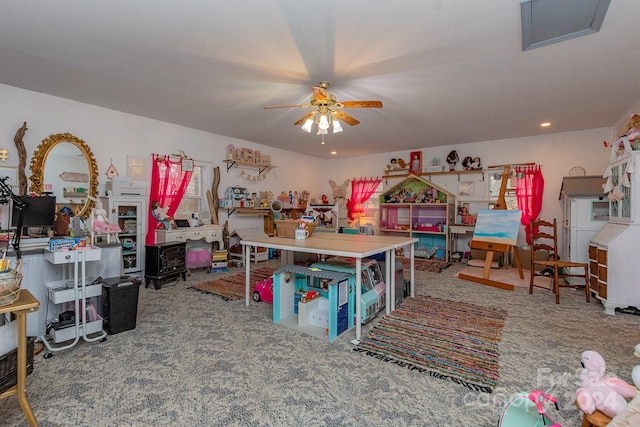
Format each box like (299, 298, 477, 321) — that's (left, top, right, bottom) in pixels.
(379, 175, 455, 261)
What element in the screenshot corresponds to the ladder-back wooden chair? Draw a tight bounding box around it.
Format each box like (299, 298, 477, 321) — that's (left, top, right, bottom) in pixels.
(529, 218, 590, 304)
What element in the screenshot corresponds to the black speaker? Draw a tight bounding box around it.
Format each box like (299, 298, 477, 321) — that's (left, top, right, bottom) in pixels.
(100, 278, 141, 335)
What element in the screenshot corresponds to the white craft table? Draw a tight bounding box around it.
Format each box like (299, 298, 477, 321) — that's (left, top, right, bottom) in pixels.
(241, 233, 417, 341)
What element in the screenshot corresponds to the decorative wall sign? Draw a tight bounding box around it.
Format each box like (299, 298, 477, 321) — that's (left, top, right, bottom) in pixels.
(59, 171, 89, 182)
(127, 155, 149, 180)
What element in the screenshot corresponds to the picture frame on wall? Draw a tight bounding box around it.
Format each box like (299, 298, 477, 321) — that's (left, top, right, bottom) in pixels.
(410, 151, 422, 175)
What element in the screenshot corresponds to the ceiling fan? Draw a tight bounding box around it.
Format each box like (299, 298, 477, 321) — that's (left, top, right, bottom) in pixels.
(264, 81, 383, 135)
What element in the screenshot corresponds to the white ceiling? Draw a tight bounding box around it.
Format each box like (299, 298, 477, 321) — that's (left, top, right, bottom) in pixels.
(1, 1, 639, 159)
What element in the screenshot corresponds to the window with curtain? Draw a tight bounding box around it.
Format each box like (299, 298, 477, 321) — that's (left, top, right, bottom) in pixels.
(346, 177, 382, 221)
(145, 154, 193, 245)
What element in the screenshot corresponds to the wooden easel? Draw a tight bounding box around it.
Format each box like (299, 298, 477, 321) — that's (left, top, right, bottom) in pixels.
(458, 166, 528, 290)
(458, 240, 523, 291)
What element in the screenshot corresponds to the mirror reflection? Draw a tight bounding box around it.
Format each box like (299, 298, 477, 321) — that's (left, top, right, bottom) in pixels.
(29, 133, 98, 220)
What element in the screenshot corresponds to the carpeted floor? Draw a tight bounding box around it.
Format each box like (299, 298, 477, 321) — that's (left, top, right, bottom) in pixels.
(354, 295, 506, 393)
(191, 268, 276, 300)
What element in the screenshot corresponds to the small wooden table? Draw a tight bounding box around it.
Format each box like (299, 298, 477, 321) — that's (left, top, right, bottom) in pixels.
(0, 290, 40, 426)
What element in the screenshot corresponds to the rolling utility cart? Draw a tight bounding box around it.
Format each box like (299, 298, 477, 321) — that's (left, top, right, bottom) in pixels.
(41, 246, 107, 358)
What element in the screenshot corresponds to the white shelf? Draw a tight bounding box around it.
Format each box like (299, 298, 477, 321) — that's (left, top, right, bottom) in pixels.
(46, 279, 102, 304)
(49, 316, 104, 343)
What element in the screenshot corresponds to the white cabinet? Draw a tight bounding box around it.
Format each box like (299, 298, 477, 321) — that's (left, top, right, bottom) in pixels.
(560, 176, 608, 284)
(589, 151, 640, 314)
(100, 196, 146, 275)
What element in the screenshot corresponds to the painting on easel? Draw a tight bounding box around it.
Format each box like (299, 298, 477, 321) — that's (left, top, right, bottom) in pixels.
(472, 209, 521, 246)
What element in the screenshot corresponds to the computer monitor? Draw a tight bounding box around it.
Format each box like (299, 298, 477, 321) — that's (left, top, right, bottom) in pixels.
(11, 195, 56, 229)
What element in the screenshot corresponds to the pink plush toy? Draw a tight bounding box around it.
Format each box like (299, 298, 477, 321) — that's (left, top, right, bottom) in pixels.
(576, 350, 637, 418)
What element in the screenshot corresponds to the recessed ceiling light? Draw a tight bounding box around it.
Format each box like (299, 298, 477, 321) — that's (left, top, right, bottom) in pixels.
(330, 151, 337, 155)
(540, 122, 552, 128)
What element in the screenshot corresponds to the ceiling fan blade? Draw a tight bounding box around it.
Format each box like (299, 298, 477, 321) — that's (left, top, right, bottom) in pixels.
(311, 86, 328, 101)
(264, 104, 311, 109)
(333, 110, 360, 126)
(293, 112, 315, 126)
(340, 100, 383, 108)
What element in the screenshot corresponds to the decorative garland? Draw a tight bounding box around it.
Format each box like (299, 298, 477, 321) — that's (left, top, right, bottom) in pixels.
(240, 169, 268, 182)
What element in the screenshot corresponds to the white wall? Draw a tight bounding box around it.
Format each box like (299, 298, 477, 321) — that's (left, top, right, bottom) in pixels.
(0, 83, 625, 252)
(0, 84, 323, 232)
(321, 128, 613, 250)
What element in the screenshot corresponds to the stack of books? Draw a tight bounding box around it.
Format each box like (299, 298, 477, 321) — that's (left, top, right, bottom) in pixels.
(211, 249, 229, 273)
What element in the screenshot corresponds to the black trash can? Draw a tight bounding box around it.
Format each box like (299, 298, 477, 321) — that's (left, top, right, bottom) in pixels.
(100, 277, 141, 335)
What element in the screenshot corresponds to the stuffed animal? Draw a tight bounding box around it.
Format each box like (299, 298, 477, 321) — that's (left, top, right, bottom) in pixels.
(576, 350, 637, 418)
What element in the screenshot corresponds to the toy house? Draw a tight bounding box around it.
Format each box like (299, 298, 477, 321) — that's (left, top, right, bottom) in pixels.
(272, 265, 355, 341)
(379, 174, 455, 261)
(220, 186, 253, 208)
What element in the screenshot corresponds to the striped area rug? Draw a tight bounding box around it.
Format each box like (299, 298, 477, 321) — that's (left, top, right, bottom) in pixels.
(191, 268, 275, 301)
(354, 295, 506, 392)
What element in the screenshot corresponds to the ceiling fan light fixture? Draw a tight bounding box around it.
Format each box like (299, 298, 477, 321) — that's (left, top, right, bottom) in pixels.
(332, 119, 343, 133)
(317, 127, 328, 135)
(318, 114, 330, 130)
(301, 118, 314, 133)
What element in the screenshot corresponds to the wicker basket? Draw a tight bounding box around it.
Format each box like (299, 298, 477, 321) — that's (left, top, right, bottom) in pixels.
(274, 220, 317, 238)
(0, 260, 22, 307)
(0, 336, 34, 394)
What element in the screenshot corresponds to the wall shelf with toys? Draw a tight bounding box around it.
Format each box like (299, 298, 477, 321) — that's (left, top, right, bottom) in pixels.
(224, 144, 276, 177)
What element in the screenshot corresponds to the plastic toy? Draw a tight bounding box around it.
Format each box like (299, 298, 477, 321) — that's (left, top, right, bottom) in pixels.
(498, 385, 560, 427)
(575, 350, 637, 418)
(252, 277, 273, 303)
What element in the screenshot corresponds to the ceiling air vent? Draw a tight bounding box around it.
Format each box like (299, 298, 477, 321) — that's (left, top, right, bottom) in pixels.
(521, 0, 610, 51)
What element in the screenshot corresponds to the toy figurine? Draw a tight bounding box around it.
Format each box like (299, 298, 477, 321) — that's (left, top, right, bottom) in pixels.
(151, 201, 175, 230)
(446, 150, 459, 171)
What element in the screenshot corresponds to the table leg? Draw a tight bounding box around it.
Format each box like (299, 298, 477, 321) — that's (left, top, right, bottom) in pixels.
(17, 314, 38, 426)
(245, 245, 251, 306)
(385, 250, 391, 314)
(410, 244, 415, 298)
(355, 257, 362, 342)
(390, 250, 396, 311)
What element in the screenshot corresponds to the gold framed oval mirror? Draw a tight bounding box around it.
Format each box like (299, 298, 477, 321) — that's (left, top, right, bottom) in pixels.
(29, 133, 98, 219)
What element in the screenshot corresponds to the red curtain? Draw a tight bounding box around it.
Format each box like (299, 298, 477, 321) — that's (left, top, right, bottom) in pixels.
(516, 164, 544, 244)
(346, 177, 381, 221)
(145, 154, 193, 245)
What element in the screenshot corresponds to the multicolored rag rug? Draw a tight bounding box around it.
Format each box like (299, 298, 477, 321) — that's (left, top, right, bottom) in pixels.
(398, 257, 451, 273)
(354, 295, 507, 393)
(191, 268, 275, 301)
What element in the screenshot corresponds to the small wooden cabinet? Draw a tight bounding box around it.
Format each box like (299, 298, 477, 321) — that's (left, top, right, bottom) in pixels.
(379, 175, 454, 261)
